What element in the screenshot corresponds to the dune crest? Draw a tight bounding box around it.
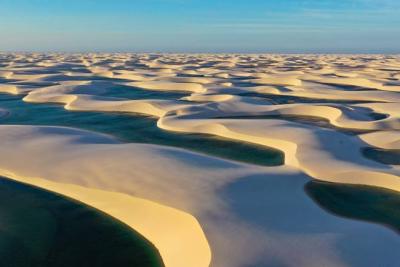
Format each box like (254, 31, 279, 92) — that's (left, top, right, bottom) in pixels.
(1, 53, 400, 267)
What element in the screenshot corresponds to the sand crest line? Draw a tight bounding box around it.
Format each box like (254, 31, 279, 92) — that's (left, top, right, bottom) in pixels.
(1, 53, 400, 267)
(0, 161, 212, 267)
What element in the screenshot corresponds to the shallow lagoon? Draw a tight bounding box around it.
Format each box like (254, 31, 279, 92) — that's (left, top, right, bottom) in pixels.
(0, 177, 163, 267)
(306, 181, 400, 232)
(0, 93, 283, 166)
(1, 90, 400, 267)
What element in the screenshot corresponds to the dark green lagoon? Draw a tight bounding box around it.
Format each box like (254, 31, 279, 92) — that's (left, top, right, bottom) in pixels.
(0, 176, 163, 267)
(362, 147, 400, 165)
(0, 93, 283, 166)
(306, 181, 400, 233)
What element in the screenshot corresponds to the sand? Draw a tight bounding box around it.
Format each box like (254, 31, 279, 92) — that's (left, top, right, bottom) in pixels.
(0, 53, 400, 267)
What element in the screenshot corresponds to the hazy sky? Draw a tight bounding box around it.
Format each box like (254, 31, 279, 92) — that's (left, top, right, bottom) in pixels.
(0, 0, 399, 53)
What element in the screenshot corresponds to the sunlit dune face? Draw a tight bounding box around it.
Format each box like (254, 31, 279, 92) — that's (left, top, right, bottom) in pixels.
(0, 53, 400, 267)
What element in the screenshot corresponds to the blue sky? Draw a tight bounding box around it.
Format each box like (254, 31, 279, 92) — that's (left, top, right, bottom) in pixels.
(0, 0, 399, 53)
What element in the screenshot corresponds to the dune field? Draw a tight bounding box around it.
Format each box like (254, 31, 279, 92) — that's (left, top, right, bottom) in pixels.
(0, 53, 399, 267)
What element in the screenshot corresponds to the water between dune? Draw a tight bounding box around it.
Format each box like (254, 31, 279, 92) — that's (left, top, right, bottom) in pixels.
(1, 91, 400, 266)
(306, 181, 400, 233)
(0, 176, 163, 267)
(0, 92, 283, 166)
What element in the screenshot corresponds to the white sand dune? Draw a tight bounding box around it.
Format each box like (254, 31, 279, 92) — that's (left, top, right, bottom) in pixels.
(0, 126, 211, 267)
(0, 84, 19, 94)
(19, 80, 191, 117)
(127, 81, 206, 93)
(360, 131, 400, 149)
(0, 53, 400, 267)
(0, 71, 13, 78)
(1, 125, 400, 267)
(252, 74, 302, 86)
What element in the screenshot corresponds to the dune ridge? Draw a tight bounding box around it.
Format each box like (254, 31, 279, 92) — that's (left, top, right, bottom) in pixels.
(0, 53, 400, 267)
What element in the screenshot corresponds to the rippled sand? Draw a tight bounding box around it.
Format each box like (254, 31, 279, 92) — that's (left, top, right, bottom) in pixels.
(0, 53, 399, 267)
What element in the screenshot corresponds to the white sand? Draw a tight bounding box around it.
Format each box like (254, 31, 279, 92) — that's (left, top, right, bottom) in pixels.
(0, 53, 400, 267)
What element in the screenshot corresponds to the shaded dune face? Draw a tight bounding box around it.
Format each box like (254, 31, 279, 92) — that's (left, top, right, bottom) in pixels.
(0, 53, 400, 267)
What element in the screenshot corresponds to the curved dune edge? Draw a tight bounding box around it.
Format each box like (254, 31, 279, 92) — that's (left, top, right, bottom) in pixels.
(0, 124, 359, 267)
(1, 53, 400, 267)
(158, 116, 400, 190)
(0, 169, 211, 267)
(360, 131, 400, 149)
(4, 74, 400, 194)
(127, 81, 206, 93)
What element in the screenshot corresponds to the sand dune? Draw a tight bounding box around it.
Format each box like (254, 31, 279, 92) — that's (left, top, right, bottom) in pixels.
(0, 53, 400, 267)
(127, 81, 206, 93)
(2, 125, 400, 267)
(0, 126, 211, 267)
(252, 74, 302, 86)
